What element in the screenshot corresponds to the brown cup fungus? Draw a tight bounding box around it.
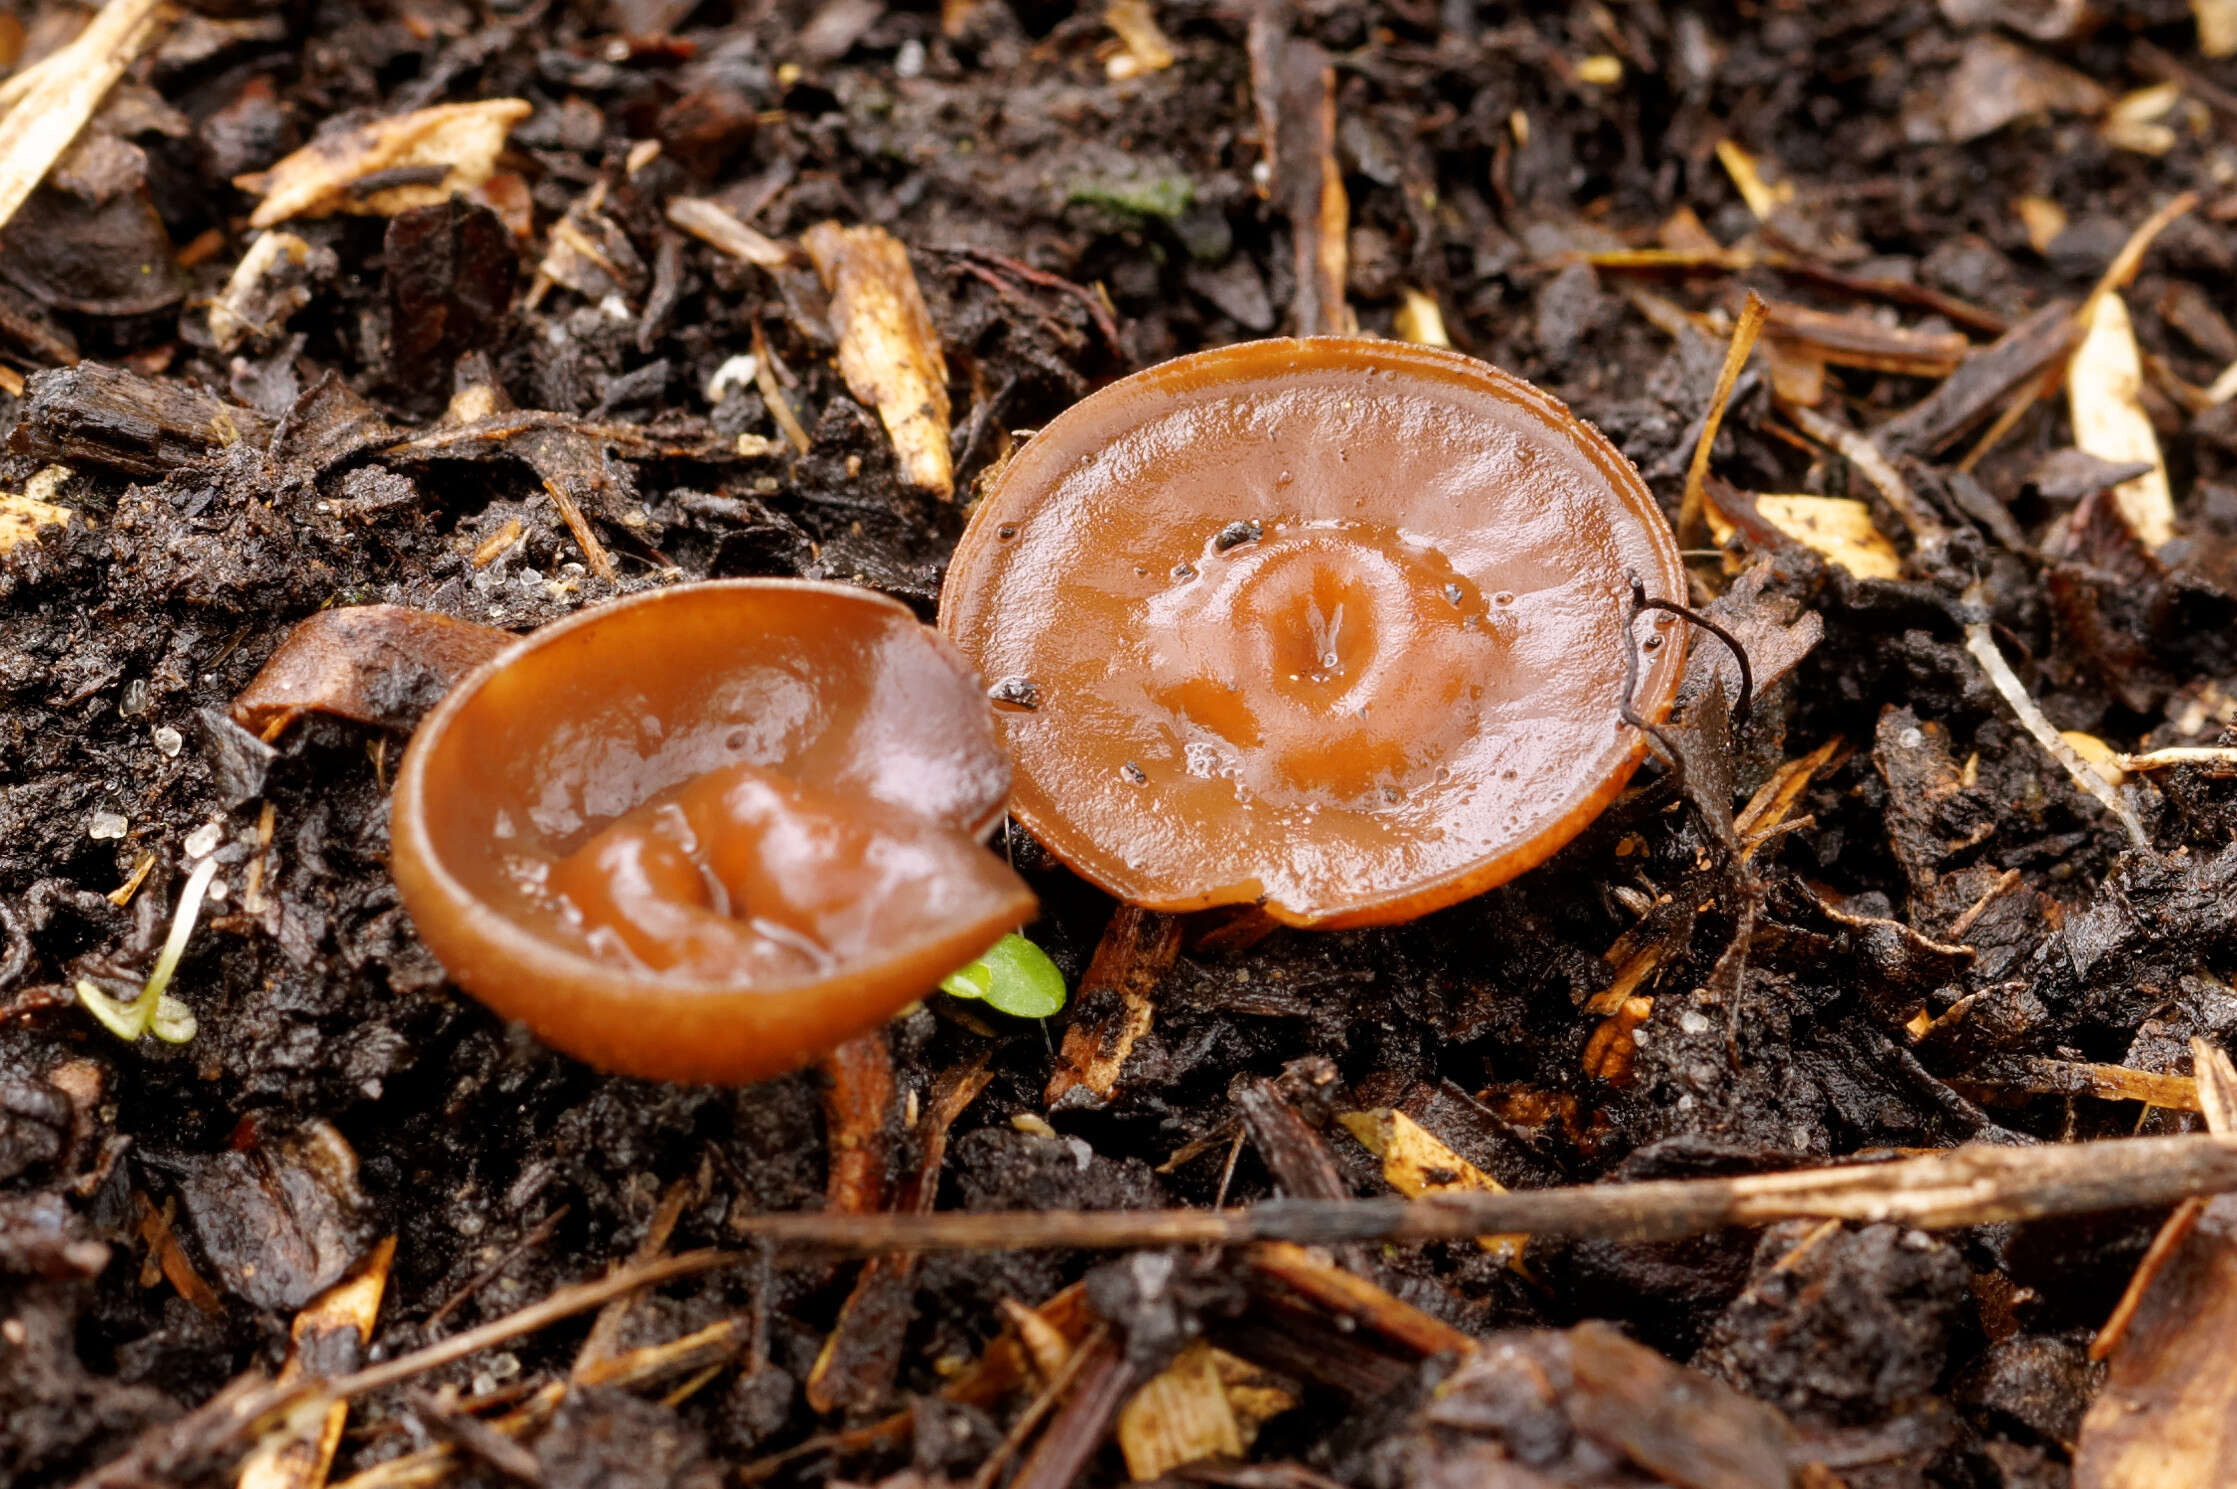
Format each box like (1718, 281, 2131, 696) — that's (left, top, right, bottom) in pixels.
(939, 337, 1687, 928)
(390, 580, 1034, 1083)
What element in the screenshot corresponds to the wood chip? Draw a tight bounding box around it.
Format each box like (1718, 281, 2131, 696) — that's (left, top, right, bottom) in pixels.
(209, 232, 318, 353)
(2200, 0, 2237, 57)
(1115, 1342, 1242, 1479)
(2016, 194, 2069, 253)
(1713, 139, 1792, 219)
(2101, 81, 2183, 155)
(1338, 1108, 1527, 1266)
(1244, 1241, 1476, 1358)
(1249, 16, 1351, 336)
(2068, 292, 2176, 550)
(237, 1238, 396, 1489)
(1749, 495, 1902, 581)
(1103, 0, 1175, 79)
(665, 196, 791, 268)
(1763, 301, 1971, 378)
(1392, 286, 1449, 347)
(238, 100, 532, 229)
(0, 476, 71, 554)
(802, 221, 953, 497)
(1045, 903, 1183, 1108)
(0, 0, 167, 238)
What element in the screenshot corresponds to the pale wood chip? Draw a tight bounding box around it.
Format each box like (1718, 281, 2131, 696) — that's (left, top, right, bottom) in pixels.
(1751, 495, 1903, 581)
(0, 0, 168, 237)
(238, 99, 531, 228)
(665, 195, 791, 267)
(2067, 292, 2176, 550)
(803, 220, 954, 497)
(237, 1237, 396, 1489)
(1339, 1108, 1527, 1267)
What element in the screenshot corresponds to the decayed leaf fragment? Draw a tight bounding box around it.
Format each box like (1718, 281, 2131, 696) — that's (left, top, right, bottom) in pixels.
(802, 220, 954, 498)
(231, 605, 513, 740)
(1752, 495, 1903, 581)
(237, 99, 532, 229)
(1339, 1107, 1527, 1267)
(2067, 291, 2176, 550)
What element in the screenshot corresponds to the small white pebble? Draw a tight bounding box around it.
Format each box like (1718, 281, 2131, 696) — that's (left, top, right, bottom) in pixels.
(599, 294, 631, 323)
(896, 38, 926, 77)
(1678, 1009, 1712, 1035)
(88, 811, 127, 840)
(1899, 727, 1924, 749)
(183, 822, 224, 859)
(204, 877, 228, 903)
(152, 726, 182, 758)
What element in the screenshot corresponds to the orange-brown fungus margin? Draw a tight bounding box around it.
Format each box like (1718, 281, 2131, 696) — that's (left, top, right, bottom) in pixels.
(390, 580, 1035, 1083)
(938, 337, 1688, 929)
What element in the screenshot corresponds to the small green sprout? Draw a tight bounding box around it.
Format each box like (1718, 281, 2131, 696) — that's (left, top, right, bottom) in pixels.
(74, 854, 217, 1045)
(939, 932, 1067, 1019)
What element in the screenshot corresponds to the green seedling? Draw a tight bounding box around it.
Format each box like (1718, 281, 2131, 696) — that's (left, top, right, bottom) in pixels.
(74, 854, 217, 1045)
(940, 932, 1067, 1019)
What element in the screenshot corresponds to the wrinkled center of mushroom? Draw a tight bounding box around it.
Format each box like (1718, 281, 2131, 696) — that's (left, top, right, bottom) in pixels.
(542, 760, 968, 982)
(1139, 522, 1506, 800)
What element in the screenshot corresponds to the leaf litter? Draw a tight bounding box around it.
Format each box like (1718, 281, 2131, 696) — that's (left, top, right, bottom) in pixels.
(5, 3, 2237, 1488)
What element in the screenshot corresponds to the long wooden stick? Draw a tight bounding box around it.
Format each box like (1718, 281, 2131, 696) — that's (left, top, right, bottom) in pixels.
(731, 1133, 2237, 1257)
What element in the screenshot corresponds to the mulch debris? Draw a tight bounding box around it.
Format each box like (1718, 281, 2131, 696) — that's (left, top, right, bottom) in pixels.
(7, 1, 2237, 1486)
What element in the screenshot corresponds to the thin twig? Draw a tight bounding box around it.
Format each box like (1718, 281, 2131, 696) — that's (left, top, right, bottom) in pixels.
(1780, 400, 1951, 556)
(1678, 291, 1767, 545)
(1961, 602, 2150, 849)
(730, 1133, 2237, 1256)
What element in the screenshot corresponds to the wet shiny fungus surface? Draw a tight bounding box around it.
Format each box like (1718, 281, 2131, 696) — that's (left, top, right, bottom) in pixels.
(938, 337, 1688, 928)
(390, 580, 1034, 1083)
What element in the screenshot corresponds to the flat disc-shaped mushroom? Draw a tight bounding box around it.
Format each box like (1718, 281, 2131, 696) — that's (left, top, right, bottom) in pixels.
(391, 580, 1033, 1083)
(939, 337, 1687, 928)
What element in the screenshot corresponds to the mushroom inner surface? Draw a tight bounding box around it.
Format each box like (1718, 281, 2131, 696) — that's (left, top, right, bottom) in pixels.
(1143, 520, 1508, 799)
(939, 338, 1688, 926)
(541, 760, 1020, 983)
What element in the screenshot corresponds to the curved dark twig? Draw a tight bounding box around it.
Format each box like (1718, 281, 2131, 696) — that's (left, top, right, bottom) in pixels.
(1628, 578, 1754, 736)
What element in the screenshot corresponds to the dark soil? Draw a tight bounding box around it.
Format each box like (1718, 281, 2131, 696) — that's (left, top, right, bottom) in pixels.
(5, 1, 2237, 1486)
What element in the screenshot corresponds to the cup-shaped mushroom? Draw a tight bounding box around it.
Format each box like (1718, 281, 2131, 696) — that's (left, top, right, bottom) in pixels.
(390, 580, 1035, 1083)
(939, 337, 1688, 928)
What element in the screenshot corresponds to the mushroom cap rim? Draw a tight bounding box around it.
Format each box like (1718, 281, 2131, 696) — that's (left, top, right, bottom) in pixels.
(937, 334, 1689, 928)
(390, 577, 1017, 1011)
